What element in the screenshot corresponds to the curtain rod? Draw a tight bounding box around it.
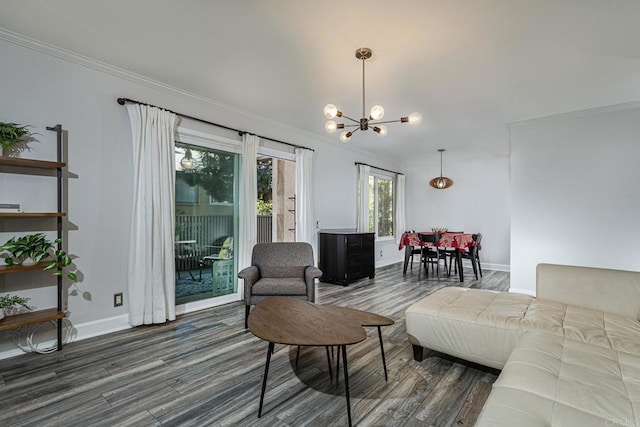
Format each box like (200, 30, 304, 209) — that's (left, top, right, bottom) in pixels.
(117, 97, 314, 152)
(355, 162, 404, 176)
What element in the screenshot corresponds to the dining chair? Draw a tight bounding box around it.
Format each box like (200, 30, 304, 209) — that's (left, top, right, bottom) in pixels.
(404, 230, 422, 273)
(418, 233, 441, 279)
(448, 233, 483, 280)
(438, 231, 463, 277)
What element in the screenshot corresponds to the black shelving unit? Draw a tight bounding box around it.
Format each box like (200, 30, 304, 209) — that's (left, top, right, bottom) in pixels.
(0, 124, 66, 351)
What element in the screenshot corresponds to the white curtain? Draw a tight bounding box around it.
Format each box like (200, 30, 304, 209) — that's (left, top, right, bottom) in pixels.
(395, 174, 406, 243)
(126, 104, 177, 326)
(295, 148, 315, 251)
(356, 164, 371, 232)
(239, 134, 259, 278)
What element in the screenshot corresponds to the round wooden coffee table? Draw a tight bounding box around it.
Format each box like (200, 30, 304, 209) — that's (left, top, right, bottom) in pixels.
(248, 296, 393, 426)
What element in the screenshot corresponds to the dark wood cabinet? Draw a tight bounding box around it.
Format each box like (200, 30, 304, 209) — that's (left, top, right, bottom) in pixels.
(318, 230, 375, 286)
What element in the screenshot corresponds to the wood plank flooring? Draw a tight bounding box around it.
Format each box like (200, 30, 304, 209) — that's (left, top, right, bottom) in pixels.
(0, 262, 508, 426)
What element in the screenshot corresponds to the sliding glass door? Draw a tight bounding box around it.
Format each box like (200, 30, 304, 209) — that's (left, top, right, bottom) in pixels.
(174, 142, 239, 306)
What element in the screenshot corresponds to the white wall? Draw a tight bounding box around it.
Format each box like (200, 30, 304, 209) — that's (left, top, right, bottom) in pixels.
(0, 35, 402, 356)
(510, 104, 640, 293)
(404, 150, 511, 271)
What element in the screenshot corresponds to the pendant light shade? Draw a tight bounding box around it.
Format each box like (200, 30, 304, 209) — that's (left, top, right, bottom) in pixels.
(429, 149, 453, 189)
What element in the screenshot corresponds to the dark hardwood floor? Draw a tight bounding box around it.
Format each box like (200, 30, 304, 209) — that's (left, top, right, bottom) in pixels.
(0, 262, 508, 426)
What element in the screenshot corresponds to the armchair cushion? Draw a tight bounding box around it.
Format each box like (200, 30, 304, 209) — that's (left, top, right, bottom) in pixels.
(252, 278, 307, 295)
(260, 265, 307, 279)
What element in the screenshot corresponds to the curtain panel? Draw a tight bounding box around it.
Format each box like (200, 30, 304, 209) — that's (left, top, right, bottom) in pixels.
(126, 104, 177, 326)
(356, 164, 371, 233)
(239, 134, 259, 288)
(395, 174, 406, 243)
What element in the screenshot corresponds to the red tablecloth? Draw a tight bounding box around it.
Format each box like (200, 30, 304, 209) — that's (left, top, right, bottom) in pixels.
(399, 231, 476, 252)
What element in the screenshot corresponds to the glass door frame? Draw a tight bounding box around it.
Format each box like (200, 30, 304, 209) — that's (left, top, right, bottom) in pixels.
(174, 126, 243, 316)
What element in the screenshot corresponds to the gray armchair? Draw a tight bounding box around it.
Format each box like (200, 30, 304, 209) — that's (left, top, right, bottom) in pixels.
(238, 242, 322, 328)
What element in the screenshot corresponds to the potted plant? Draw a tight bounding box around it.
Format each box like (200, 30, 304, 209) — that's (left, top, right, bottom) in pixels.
(0, 233, 77, 281)
(0, 294, 32, 320)
(0, 122, 34, 157)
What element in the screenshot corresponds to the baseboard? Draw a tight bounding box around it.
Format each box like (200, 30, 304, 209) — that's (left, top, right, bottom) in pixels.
(483, 263, 510, 272)
(73, 314, 132, 341)
(509, 287, 536, 296)
(0, 314, 131, 361)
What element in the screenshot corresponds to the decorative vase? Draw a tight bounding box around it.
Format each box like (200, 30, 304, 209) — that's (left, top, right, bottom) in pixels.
(22, 257, 36, 266)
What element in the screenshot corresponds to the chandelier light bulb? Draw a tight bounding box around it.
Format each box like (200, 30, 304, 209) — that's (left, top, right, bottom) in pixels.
(323, 104, 338, 119)
(436, 178, 446, 189)
(322, 48, 421, 141)
(369, 105, 385, 120)
(374, 125, 388, 136)
(340, 131, 352, 143)
(408, 112, 422, 126)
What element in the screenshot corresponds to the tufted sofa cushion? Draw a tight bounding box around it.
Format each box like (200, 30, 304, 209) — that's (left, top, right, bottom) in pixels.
(406, 287, 640, 369)
(476, 332, 640, 426)
(406, 287, 533, 369)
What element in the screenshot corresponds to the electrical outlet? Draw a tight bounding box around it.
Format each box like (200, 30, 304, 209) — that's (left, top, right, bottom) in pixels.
(114, 292, 123, 307)
(380, 250, 383, 257)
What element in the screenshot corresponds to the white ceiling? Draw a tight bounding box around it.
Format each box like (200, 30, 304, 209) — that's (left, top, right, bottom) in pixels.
(1, 0, 640, 162)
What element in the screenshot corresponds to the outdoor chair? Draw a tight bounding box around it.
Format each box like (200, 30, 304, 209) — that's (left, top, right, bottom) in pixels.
(199, 236, 233, 281)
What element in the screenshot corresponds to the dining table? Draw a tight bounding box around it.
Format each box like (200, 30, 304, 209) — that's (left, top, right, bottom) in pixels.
(398, 231, 477, 282)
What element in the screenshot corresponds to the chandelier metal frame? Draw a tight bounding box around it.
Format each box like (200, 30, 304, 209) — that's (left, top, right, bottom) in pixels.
(323, 48, 422, 142)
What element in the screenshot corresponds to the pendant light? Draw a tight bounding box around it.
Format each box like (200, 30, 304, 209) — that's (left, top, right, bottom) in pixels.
(429, 149, 453, 189)
(180, 148, 196, 170)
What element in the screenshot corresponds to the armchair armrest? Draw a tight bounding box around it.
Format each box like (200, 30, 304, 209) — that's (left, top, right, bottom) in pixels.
(238, 265, 259, 282)
(305, 266, 323, 282)
(304, 266, 322, 303)
(238, 265, 260, 304)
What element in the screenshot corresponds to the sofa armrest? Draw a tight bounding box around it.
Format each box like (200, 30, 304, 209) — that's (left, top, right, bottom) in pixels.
(536, 263, 640, 320)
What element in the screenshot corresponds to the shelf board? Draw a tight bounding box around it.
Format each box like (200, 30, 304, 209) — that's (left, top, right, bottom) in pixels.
(0, 212, 66, 218)
(0, 308, 65, 331)
(0, 262, 50, 274)
(0, 156, 65, 169)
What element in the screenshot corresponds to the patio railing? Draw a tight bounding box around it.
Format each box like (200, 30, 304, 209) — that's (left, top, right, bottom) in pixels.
(175, 214, 273, 271)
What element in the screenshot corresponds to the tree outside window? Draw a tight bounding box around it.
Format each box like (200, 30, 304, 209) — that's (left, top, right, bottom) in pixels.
(368, 175, 394, 238)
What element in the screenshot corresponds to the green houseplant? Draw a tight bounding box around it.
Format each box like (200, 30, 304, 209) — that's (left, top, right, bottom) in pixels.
(0, 122, 34, 157)
(1, 233, 77, 281)
(0, 294, 32, 319)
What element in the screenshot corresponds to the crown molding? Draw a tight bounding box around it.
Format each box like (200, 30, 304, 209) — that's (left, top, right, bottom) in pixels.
(508, 100, 640, 128)
(0, 26, 404, 165)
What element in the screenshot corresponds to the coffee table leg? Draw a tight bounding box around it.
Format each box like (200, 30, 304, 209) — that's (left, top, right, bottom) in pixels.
(377, 326, 388, 381)
(341, 345, 353, 427)
(325, 346, 333, 381)
(295, 345, 301, 368)
(258, 342, 275, 418)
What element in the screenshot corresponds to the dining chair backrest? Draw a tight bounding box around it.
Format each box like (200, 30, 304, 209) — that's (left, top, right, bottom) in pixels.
(418, 233, 440, 245)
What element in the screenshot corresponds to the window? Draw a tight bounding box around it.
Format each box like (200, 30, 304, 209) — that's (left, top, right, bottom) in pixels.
(368, 174, 394, 238)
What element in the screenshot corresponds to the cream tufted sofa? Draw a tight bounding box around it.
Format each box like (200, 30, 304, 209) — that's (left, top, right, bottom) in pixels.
(406, 263, 640, 426)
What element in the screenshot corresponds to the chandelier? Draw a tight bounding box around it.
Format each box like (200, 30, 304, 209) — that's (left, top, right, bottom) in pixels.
(429, 149, 453, 189)
(323, 48, 422, 143)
